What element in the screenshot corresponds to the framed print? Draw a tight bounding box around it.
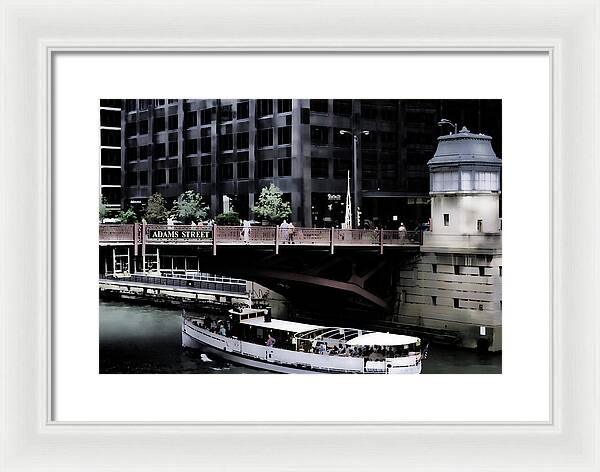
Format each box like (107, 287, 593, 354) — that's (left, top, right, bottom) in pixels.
(1, 0, 599, 471)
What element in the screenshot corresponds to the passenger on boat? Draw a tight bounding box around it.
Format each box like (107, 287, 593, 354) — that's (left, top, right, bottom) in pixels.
(266, 334, 276, 347)
(210, 319, 218, 332)
(368, 346, 385, 361)
(218, 324, 227, 336)
(203, 316, 212, 330)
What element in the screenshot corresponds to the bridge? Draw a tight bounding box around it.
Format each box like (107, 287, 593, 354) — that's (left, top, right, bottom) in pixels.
(99, 223, 421, 254)
(99, 223, 422, 314)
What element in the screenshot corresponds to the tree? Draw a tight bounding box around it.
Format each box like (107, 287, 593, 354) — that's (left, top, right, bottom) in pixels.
(118, 207, 138, 224)
(145, 193, 169, 223)
(99, 196, 108, 222)
(171, 190, 209, 224)
(253, 184, 292, 224)
(215, 211, 240, 226)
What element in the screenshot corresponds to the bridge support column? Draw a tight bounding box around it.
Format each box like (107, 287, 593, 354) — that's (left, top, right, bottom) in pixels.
(275, 225, 279, 255)
(212, 224, 217, 256)
(141, 219, 147, 274)
(330, 227, 334, 255)
(379, 229, 384, 255)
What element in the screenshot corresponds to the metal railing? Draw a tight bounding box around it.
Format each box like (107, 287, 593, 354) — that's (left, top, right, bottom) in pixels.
(99, 224, 421, 248)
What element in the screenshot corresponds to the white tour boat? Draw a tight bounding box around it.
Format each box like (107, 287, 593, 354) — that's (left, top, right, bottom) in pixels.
(182, 306, 423, 374)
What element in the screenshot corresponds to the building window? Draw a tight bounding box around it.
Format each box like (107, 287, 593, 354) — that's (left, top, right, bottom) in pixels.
(278, 126, 292, 145)
(138, 99, 150, 111)
(200, 165, 211, 182)
(333, 158, 350, 179)
(139, 145, 149, 160)
(310, 99, 328, 113)
(478, 304, 484, 311)
(432, 296, 437, 306)
(278, 158, 292, 177)
(200, 136, 211, 153)
(169, 168, 178, 183)
(154, 117, 165, 133)
(479, 266, 485, 276)
(499, 266, 502, 277)
(361, 102, 378, 120)
(125, 122, 137, 137)
(200, 108, 213, 125)
(237, 132, 249, 149)
(477, 219, 483, 232)
(277, 99, 292, 113)
(237, 161, 249, 179)
(168, 115, 178, 130)
(169, 141, 178, 157)
(453, 298, 459, 308)
(154, 143, 166, 159)
(301, 108, 310, 124)
(310, 126, 329, 146)
(184, 111, 197, 128)
(443, 213, 449, 226)
(454, 265, 460, 275)
(432, 264, 437, 273)
(101, 148, 121, 166)
(126, 147, 137, 162)
(432, 171, 459, 192)
(184, 166, 197, 183)
(139, 120, 148, 135)
(220, 105, 233, 122)
(101, 129, 121, 146)
(332, 99, 352, 116)
(311, 158, 329, 178)
(220, 163, 234, 180)
(256, 99, 273, 117)
(257, 128, 273, 148)
(139, 171, 148, 185)
(153, 169, 166, 185)
(237, 101, 249, 120)
(126, 172, 137, 186)
(184, 139, 198, 155)
(219, 133, 234, 151)
(257, 160, 273, 178)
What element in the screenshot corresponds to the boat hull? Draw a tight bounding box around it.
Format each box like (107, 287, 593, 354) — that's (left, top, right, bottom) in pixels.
(182, 320, 422, 374)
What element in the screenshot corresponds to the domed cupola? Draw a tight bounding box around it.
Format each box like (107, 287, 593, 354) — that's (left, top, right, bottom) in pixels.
(428, 126, 501, 194)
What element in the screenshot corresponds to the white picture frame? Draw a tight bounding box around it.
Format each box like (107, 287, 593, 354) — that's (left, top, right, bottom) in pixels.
(1, 0, 599, 470)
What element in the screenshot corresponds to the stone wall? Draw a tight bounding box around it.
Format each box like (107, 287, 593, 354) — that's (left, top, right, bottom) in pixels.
(396, 251, 502, 351)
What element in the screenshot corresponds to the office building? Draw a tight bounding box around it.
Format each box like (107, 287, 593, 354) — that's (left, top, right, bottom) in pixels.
(111, 99, 501, 228)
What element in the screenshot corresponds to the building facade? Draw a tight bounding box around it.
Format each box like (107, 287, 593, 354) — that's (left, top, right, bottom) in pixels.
(100, 99, 123, 209)
(110, 99, 501, 228)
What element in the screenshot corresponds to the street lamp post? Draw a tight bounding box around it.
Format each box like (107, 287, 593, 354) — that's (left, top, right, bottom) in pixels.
(437, 118, 458, 134)
(340, 129, 369, 228)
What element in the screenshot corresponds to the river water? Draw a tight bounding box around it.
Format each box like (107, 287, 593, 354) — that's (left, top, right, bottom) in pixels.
(99, 301, 501, 374)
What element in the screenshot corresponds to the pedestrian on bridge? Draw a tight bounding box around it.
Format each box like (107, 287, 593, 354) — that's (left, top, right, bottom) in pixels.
(280, 220, 289, 243)
(241, 219, 251, 243)
(398, 222, 407, 243)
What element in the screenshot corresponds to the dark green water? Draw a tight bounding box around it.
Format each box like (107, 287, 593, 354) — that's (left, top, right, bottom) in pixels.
(99, 301, 501, 374)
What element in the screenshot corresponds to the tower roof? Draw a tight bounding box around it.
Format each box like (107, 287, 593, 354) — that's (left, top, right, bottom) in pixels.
(427, 126, 501, 169)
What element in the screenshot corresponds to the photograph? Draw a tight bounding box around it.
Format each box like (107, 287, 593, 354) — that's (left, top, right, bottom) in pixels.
(99, 98, 502, 375)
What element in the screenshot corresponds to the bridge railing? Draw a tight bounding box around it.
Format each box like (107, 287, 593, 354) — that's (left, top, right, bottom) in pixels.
(217, 225, 276, 244)
(282, 227, 330, 244)
(99, 224, 135, 242)
(99, 224, 422, 248)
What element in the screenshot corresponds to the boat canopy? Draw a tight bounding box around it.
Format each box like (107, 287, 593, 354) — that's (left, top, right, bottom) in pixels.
(346, 332, 419, 347)
(239, 316, 324, 334)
